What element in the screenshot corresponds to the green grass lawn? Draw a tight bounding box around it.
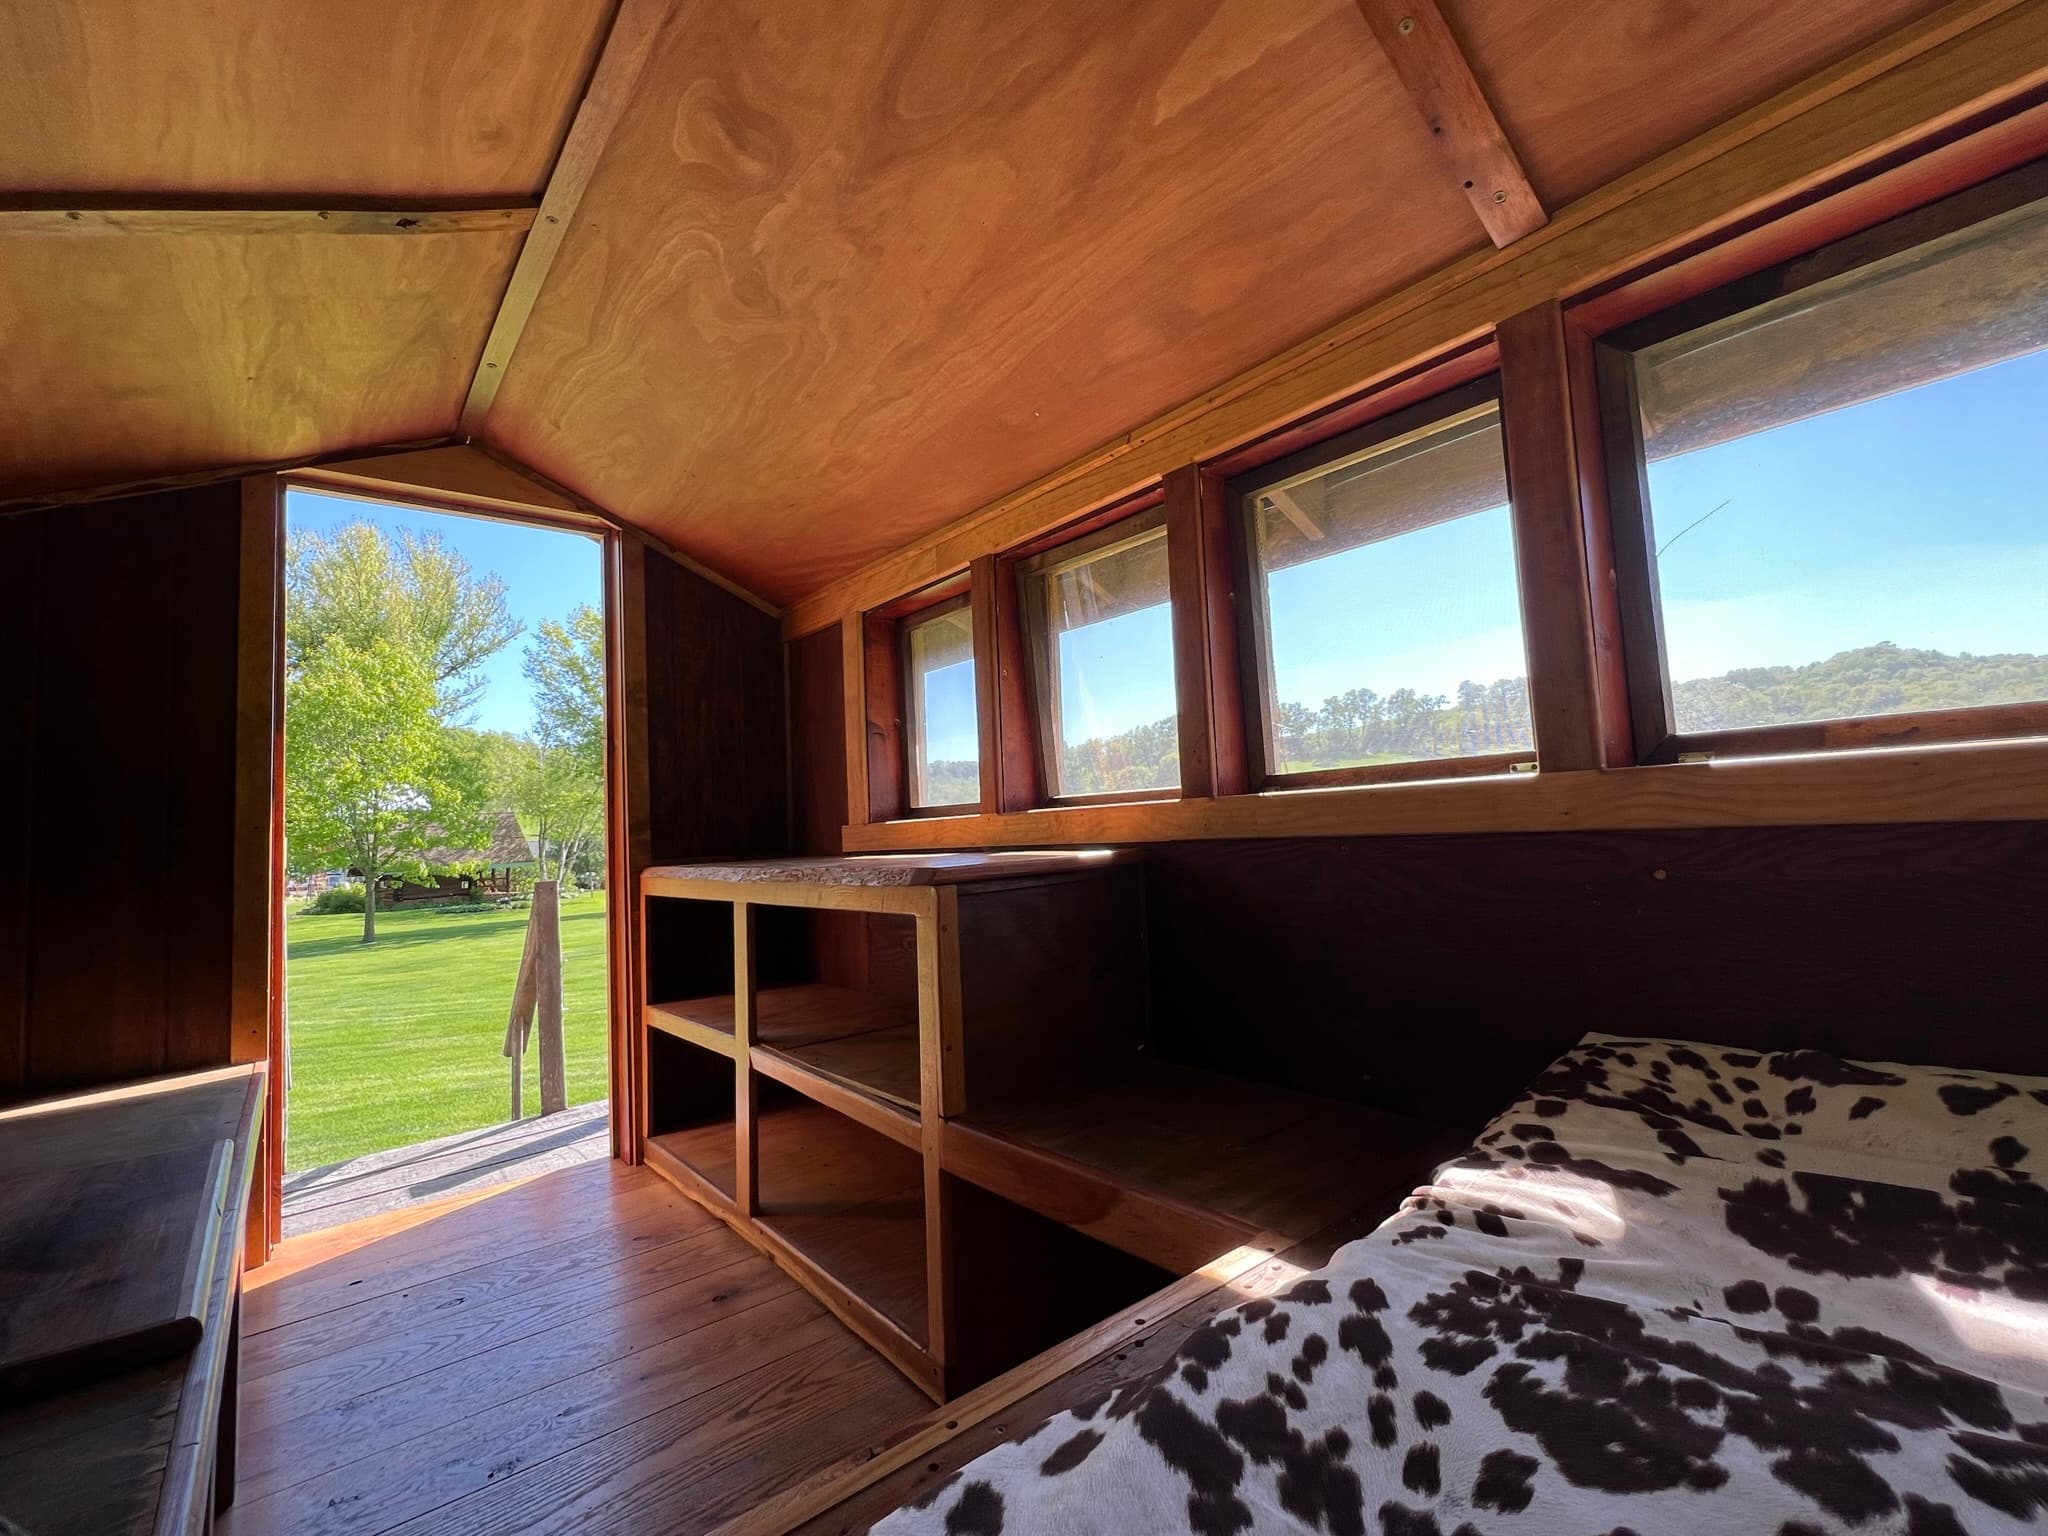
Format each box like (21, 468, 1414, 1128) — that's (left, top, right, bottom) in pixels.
(284, 894, 609, 1171)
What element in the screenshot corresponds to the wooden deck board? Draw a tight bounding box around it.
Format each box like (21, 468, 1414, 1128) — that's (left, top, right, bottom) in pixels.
(280, 1100, 610, 1235)
(223, 1160, 928, 1536)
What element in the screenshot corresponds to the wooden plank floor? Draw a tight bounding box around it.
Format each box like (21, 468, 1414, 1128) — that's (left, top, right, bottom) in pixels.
(281, 1100, 611, 1237)
(224, 1158, 930, 1536)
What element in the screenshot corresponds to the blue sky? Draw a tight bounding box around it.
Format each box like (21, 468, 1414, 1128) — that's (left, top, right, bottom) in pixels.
(1645, 348, 2048, 680)
(285, 489, 605, 736)
(924, 346, 2047, 758)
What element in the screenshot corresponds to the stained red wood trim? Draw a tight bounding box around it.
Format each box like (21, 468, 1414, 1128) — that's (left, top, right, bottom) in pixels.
(1165, 465, 1248, 798)
(862, 616, 908, 823)
(970, 555, 1041, 814)
(1497, 301, 1613, 772)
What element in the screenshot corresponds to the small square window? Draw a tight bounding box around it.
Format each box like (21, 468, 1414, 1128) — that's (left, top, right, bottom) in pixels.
(1018, 508, 1179, 798)
(1600, 168, 2048, 758)
(1232, 379, 1533, 785)
(901, 597, 979, 808)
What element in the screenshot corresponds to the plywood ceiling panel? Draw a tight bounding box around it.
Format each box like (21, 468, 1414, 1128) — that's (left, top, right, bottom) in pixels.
(486, 0, 1480, 603)
(0, 231, 523, 500)
(1442, 0, 1947, 210)
(0, 0, 612, 199)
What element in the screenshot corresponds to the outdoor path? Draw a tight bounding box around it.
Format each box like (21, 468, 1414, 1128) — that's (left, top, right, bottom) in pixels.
(281, 1099, 610, 1236)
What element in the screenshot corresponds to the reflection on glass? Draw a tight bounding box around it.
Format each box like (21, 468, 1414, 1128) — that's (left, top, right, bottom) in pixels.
(903, 602, 978, 807)
(1632, 193, 2048, 733)
(1023, 516, 1179, 796)
(1247, 399, 1532, 774)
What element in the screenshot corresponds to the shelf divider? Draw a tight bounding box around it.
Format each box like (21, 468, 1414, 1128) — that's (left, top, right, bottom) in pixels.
(735, 901, 758, 1216)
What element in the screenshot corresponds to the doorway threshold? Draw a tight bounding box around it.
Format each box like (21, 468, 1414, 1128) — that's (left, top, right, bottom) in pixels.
(280, 1100, 610, 1237)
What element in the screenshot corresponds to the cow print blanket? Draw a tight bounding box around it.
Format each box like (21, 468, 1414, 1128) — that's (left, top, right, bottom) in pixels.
(878, 1034, 2048, 1535)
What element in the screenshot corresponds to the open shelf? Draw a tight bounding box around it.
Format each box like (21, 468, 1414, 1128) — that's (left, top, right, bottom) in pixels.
(648, 984, 921, 1123)
(644, 1029, 739, 1204)
(948, 1057, 1454, 1271)
(756, 1094, 928, 1347)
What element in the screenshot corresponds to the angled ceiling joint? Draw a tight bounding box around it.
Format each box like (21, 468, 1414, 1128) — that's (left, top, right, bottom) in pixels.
(0, 203, 536, 237)
(457, 0, 673, 441)
(1353, 0, 1547, 247)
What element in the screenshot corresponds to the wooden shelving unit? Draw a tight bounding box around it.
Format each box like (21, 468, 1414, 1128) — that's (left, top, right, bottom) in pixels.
(639, 851, 1442, 1400)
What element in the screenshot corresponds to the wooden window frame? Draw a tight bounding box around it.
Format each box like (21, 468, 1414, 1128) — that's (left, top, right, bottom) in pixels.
(879, 582, 981, 818)
(1224, 373, 1539, 791)
(1013, 502, 1182, 806)
(1590, 153, 2048, 765)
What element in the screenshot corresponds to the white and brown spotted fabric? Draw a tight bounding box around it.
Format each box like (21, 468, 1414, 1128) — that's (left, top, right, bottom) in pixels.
(881, 1034, 2048, 1535)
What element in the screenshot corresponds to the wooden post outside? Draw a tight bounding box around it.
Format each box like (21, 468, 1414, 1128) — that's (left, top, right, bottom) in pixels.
(533, 882, 567, 1115)
(502, 898, 543, 1119)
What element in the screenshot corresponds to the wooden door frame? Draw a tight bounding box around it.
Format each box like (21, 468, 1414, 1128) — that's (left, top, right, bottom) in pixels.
(242, 470, 637, 1264)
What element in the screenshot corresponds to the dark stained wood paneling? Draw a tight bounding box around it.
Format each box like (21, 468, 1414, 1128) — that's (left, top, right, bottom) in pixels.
(1146, 821, 2048, 1127)
(3, 485, 242, 1102)
(0, 511, 36, 1092)
(787, 625, 869, 988)
(789, 625, 848, 857)
(641, 548, 787, 865)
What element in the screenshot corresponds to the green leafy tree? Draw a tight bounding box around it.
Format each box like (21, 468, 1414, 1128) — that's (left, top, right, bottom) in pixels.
(286, 521, 521, 719)
(516, 606, 607, 884)
(286, 639, 492, 944)
(490, 734, 603, 887)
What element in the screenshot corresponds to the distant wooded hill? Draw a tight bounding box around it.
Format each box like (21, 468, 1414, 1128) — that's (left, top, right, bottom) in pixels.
(924, 644, 2048, 798)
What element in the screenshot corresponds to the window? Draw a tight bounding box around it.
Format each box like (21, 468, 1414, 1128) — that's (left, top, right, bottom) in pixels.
(1599, 166, 2048, 758)
(901, 596, 979, 808)
(1231, 378, 1533, 785)
(1018, 508, 1179, 799)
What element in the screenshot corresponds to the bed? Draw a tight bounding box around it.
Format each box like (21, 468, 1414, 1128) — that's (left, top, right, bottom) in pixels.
(879, 1032, 2048, 1536)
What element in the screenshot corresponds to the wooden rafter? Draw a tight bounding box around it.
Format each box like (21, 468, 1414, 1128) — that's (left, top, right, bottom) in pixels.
(0, 204, 535, 237)
(1263, 486, 1326, 541)
(1352, 0, 1546, 247)
(456, 0, 673, 439)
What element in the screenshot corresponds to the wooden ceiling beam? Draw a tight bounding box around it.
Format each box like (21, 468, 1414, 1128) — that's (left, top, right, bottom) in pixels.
(457, 0, 672, 440)
(1353, 0, 1546, 247)
(0, 204, 535, 237)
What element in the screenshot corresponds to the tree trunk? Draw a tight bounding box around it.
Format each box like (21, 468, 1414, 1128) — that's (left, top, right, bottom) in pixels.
(362, 869, 378, 944)
(533, 881, 566, 1115)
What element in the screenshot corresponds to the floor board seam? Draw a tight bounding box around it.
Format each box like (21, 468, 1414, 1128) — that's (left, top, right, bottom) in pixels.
(228, 1253, 794, 1499)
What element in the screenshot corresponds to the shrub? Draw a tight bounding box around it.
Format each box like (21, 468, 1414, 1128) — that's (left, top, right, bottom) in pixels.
(302, 882, 366, 915)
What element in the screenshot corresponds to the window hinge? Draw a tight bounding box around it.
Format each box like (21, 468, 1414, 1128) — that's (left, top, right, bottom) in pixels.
(1676, 751, 1715, 764)
(1507, 759, 1539, 773)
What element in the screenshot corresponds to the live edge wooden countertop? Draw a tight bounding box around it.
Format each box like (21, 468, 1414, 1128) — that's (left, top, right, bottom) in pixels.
(0, 1064, 266, 1536)
(644, 850, 1142, 889)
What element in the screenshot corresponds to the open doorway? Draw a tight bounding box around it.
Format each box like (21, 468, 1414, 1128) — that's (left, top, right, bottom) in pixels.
(276, 487, 612, 1236)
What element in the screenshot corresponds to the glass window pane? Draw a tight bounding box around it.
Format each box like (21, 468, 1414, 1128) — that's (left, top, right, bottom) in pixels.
(904, 603, 978, 807)
(1633, 192, 2048, 735)
(1248, 399, 1532, 774)
(1027, 518, 1179, 797)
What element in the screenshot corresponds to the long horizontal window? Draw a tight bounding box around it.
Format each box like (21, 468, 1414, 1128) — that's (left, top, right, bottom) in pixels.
(1600, 162, 2048, 757)
(1017, 509, 1179, 799)
(1232, 378, 1533, 785)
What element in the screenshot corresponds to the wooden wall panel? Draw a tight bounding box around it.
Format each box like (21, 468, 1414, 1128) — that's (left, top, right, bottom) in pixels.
(0, 0, 611, 199)
(790, 626, 850, 856)
(0, 511, 36, 1093)
(1444, 0, 1943, 208)
(1146, 821, 2048, 1130)
(642, 548, 788, 864)
(2, 484, 244, 1102)
(788, 625, 868, 986)
(487, 0, 1475, 602)
(0, 231, 523, 503)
